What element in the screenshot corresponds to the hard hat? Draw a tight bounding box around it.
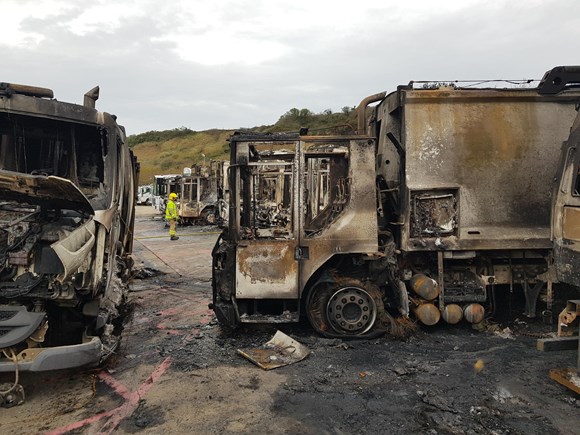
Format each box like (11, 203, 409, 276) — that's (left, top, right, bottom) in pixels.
(169, 193, 178, 200)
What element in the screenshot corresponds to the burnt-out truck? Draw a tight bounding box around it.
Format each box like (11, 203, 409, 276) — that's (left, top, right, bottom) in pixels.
(0, 82, 137, 387)
(211, 66, 580, 337)
(178, 160, 229, 225)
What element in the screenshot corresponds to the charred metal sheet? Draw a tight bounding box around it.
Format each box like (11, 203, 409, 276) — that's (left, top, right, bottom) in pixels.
(392, 88, 580, 252)
(562, 207, 580, 241)
(0, 170, 93, 214)
(51, 219, 96, 282)
(94, 206, 118, 232)
(237, 330, 310, 370)
(443, 269, 486, 303)
(236, 241, 298, 299)
(554, 243, 580, 288)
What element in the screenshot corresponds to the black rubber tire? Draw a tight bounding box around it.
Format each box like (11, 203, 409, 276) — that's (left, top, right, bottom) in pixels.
(306, 276, 385, 338)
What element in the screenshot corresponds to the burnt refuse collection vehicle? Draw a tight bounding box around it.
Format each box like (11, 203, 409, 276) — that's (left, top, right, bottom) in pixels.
(211, 66, 580, 337)
(0, 82, 137, 398)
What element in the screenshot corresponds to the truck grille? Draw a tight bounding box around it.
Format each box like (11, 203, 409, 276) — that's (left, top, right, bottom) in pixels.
(0, 310, 18, 321)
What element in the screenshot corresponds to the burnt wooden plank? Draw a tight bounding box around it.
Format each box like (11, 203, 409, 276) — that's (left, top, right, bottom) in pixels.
(549, 368, 580, 394)
(537, 336, 579, 352)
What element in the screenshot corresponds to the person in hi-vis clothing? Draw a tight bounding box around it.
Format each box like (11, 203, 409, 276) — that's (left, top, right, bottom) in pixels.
(165, 192, 179, 240)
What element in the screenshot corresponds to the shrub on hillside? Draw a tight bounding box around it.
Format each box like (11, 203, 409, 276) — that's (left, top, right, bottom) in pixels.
(127, 127, 195, 148)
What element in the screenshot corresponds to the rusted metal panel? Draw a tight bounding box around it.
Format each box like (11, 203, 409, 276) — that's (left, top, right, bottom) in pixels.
(0, 91, 100, 126)
(396, 88, 580, 252)
(553, 242, 580, 288)
(236, 241, 299, 299)
(0, 171, 94, 214)
(563, 206, 580, 241)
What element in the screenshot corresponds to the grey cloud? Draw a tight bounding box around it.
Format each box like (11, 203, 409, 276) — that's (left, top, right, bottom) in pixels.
(3, 0, 580, 134)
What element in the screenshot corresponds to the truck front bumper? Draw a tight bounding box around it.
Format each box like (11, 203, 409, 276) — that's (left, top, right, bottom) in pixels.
(0, 337, 103, 372)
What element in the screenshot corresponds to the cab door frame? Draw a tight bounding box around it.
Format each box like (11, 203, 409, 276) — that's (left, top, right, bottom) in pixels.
(231, 139, 302, 304)
(552, 112, 580, 287)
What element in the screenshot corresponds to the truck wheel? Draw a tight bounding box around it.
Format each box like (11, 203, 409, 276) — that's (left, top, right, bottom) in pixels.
(201, 208, 216, 225)
(306, 277, 383, 337)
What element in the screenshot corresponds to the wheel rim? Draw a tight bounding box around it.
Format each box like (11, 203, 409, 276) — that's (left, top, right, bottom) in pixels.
(326, 286, 377, 335)
(203, 209, 216, 225)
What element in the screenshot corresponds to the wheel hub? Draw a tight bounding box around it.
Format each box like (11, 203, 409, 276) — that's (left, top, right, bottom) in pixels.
(326, 286, 377, 335)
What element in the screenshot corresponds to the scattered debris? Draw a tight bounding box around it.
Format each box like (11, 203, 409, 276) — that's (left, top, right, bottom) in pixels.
(237, 330, 310, 370)
(550, 368, 580, 394)
(392, 367, 406, 376)
(417, 390, 458, 413)
(494, 327, 515, 340)
(0, 382, 25, 408)
(492, 386, 515, 404)
(133, 267, 166, 279)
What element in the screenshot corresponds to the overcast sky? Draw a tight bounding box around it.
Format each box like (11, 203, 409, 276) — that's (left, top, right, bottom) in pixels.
(2, 0, 579, 134)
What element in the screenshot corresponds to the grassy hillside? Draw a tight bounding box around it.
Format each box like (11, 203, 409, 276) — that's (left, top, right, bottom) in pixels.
(130, 107, 357, 184)
(131, 129, 232, 184)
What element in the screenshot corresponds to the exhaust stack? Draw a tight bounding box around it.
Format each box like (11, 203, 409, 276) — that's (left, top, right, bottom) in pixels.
(84, 86, 100, 108)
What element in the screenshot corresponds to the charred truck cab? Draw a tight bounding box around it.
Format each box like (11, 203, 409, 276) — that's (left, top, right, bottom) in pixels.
(539, 67, 580, 289)
(178, 160, 228, 226)
(0, 82, 137, 377)
(212, 67, 580, 337)
(212, 133, 384, 336)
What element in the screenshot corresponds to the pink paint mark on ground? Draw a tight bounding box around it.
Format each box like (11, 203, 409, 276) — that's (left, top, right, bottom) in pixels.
(45, 357, 172, 435)
(97, 371, 132, 400)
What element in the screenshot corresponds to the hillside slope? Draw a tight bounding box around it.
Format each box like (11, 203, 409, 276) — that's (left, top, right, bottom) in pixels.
(131, 128, 232, 184)
(130, 107, 357, 184)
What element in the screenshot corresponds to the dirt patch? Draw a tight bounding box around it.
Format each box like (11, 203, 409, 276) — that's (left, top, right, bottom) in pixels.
(119, 400, 166, 433)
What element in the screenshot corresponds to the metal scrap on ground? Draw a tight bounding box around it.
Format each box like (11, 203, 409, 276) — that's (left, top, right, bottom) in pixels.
(237, 330, 310, 370)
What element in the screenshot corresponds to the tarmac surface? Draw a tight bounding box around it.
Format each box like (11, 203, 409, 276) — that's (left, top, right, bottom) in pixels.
(1, 205, 579, 434)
